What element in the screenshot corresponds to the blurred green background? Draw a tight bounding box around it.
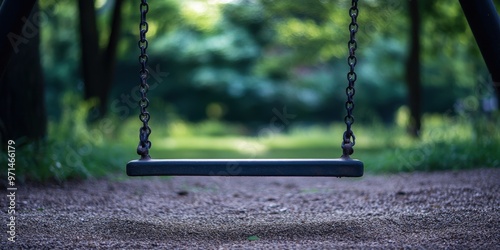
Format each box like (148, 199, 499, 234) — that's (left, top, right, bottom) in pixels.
(1, 0, 499, 182)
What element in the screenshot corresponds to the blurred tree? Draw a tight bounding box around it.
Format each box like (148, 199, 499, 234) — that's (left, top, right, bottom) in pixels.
(78, 0, 124, 119)
(406, 0, 422, 138)
(0, 1, 46, 144)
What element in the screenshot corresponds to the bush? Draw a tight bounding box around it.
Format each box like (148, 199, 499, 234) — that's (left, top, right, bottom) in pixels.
(0, 93, 125, 184)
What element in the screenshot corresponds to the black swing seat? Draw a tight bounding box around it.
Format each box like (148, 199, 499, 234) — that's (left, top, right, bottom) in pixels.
(127, 158, 363, 177)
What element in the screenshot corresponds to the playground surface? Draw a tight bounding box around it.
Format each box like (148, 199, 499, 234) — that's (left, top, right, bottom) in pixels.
(2, 168, 499, 249)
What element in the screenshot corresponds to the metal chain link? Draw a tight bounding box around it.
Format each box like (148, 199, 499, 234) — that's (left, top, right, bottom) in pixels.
(341, 0, 359, 158)
(137, 0, 151, 160)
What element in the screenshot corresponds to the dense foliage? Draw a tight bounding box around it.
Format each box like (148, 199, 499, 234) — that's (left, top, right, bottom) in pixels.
(40, 0, 495, 124)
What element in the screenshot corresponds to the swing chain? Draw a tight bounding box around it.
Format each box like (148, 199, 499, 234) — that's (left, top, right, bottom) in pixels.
(342, 0, 358, 158)
(137, 0, 151, 160)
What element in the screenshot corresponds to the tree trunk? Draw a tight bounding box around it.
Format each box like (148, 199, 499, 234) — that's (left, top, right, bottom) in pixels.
(0, 1, 46, 144)
(406, 0, 422, 138)
(77, 0, 124, 119)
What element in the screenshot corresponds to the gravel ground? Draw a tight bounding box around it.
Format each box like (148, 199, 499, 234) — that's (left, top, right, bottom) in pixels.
(2, 168, 499, 249)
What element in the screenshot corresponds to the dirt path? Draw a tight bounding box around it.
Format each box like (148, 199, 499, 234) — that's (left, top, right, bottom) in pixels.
(2, 168, 499, 249)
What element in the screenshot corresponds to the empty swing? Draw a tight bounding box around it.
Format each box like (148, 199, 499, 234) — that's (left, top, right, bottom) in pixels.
(127, 0, 364, 177)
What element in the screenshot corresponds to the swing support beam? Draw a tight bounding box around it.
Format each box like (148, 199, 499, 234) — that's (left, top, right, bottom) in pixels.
(459, 0, 500, 103)
(127, 158, 363, 177)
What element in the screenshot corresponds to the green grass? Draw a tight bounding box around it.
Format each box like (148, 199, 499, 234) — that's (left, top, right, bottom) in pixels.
(1, 96, 498, 183)
(143, 114, 499, 174)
